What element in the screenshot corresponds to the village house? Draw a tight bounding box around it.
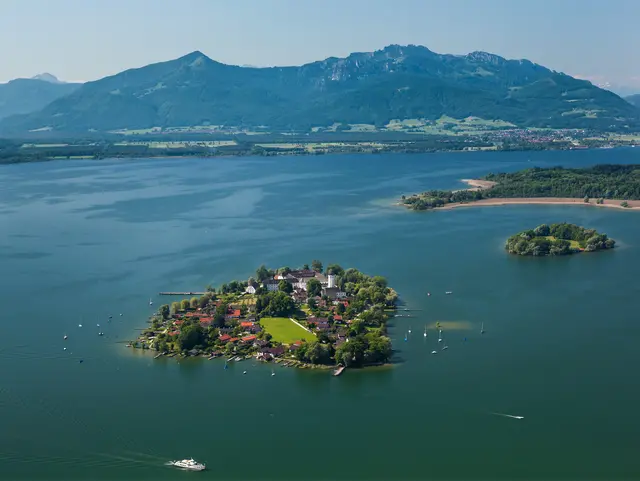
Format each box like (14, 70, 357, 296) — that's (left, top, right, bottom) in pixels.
(224, 309, 242, 321)
(219, 334, 232, 343)
(241, 335, 257, 343)
(263, 279, 280, 292)
(245, 285, 256, 294)
(322, 286, 347, 300)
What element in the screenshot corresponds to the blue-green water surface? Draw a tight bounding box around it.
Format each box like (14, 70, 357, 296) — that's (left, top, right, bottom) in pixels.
(1, 148, 639, 480)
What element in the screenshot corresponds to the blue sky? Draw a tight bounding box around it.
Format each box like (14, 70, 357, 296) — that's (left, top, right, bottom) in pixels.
(1, 0, 639, 91)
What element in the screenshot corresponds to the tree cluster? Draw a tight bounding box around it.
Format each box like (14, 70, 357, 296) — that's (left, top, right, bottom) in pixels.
(505, 223, 615, 256)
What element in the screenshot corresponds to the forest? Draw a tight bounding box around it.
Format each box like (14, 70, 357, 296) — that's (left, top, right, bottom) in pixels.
(505, 223, 615, 256)
(402, 164, 640, 210)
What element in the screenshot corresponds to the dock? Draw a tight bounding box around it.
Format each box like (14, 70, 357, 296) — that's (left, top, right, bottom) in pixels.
(333, 366, 346, 376)
(154, 353, 164, 359)
(159, 292, 206, 296)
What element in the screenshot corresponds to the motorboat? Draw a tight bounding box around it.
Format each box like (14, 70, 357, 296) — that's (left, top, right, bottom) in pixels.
(168, 458, 206, 471)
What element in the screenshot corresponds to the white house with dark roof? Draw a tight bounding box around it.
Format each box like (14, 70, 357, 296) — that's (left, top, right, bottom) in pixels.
(263, 279, 280, 292)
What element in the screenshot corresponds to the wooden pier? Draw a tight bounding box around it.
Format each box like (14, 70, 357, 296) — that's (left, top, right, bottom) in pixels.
(159, 292, 206, 296)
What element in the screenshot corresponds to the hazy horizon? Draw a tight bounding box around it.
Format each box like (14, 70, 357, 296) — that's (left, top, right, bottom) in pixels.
(2, 0, 639, 94)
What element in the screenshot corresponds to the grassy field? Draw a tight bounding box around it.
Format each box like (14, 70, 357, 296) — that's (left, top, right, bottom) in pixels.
(542, 236, 582, 249)
(260, 317, 316, 344)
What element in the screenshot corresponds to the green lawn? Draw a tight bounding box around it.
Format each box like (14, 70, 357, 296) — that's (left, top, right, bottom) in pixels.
(260, 317, 316, 344)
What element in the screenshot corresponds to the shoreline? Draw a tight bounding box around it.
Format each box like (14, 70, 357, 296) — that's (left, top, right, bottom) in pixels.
(401, 178, 640, 211)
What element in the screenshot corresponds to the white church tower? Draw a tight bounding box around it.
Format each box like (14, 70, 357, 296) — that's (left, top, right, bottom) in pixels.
(327, 274, 336, 288)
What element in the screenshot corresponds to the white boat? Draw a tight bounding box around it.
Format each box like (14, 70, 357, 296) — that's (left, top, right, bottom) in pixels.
(423, 326, 427, 337)
(431, 350, 437, 354)
(445, 291, 452, 295)
(243, 370, 247, 375)
(168, 458, 206, 471)
(271, 369, 275, 376)
(481, 322, 485, 334)
(149, 298, 153, 306)
(63, 335, 68, 340)
(408, 326, 412, 334)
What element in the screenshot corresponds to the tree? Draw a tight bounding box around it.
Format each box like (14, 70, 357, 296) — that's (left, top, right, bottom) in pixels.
(533, 224, 550, 236)
(159, 304, 170, 319)
(180, 299, 190, 311)
(198, 294, 211, 309)
(621, 201, 630, 208)
(584, 196, 590, 203)
(326, 264, 344, 276)
(256, 265, 270, 282)
(279, 279, 293, 294)
(336, 303, 346, 315)
(311, 260, 323, 273)
(306, 278, 322, 297)
(190, 297, 198, 309)
(205, 284, 215, 293)
(170, 302, 180, 315)
(302, 264, 310, 270)
(177, 324, 203, 351)
(277, 267, 291, 276)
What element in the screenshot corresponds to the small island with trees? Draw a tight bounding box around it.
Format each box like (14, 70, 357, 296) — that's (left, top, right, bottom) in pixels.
(401, 164, 640, 211)
(130, 261, 399, 370)
(505, 223, 615, 256)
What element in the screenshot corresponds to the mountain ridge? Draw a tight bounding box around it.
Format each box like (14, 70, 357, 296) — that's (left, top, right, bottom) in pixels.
(1, 44, 637, 133)
(0, 78, 81, 120)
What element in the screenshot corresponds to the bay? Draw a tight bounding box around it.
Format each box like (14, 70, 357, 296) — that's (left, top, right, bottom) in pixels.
(1, 148, 639, 480)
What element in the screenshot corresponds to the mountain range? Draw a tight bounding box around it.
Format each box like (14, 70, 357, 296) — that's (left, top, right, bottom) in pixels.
(0, 75, 80, 121)
(626, 94, 640, 108)
(1, 45, 638, 134)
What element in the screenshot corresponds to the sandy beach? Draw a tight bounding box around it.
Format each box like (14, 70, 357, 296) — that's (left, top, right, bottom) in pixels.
(442, 196, 640, 210)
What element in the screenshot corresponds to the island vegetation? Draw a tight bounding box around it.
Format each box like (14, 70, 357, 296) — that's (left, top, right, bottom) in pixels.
(402, 164, 640, 210)
(505, 223, 615, 256)
(131, 261, 399, 369)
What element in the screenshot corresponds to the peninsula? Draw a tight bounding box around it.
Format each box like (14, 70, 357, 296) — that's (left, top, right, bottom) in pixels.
(401, 164, 640, 211)
(505, 223, 615, 256)
(131, 261, 398, 369)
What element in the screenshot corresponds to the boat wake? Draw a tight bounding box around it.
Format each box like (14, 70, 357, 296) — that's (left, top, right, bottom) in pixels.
(491, 412, 524, 420)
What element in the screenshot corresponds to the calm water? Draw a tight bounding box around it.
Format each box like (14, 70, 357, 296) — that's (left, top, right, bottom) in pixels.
(1, 149, 640, 481)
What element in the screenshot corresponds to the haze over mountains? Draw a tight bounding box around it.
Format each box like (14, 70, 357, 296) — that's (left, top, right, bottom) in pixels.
(1, 45, 638, 134)
(0, 75, 80, 120)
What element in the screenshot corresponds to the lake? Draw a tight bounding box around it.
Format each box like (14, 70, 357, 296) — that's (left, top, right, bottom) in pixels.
(1, 148, 640, 480)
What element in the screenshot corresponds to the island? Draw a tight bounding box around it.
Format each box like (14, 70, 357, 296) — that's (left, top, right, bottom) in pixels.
(130, 261, 399, 370)
(505, 223, 615, 256)
(401, 164, 640, 211)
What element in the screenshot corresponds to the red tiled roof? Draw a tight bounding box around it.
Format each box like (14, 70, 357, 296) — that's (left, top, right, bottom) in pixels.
(240, 321, 254, 327)
(219, 334, 231, 342)
(241, 335, 257, 342)
(333, 315, 343, 321)
(168, 331, 179, 336)
(174, 320, 184, 326)
(229, 337, 239, 342)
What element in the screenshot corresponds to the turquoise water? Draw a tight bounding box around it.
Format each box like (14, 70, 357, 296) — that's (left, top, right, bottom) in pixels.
(1, 148, 640, 480)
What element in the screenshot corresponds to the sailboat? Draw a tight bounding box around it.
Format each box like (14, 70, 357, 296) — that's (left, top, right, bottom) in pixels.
(438, 329, 442, 343)
(481, 322, 485, 334)
(423, 325, 427, 337)
(149, 298, 153, 306)
(224, 361, 228, 370)
(271, 369, 275, 377)
(404, 332, 408, 342)
(408, 326, 412, 334)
